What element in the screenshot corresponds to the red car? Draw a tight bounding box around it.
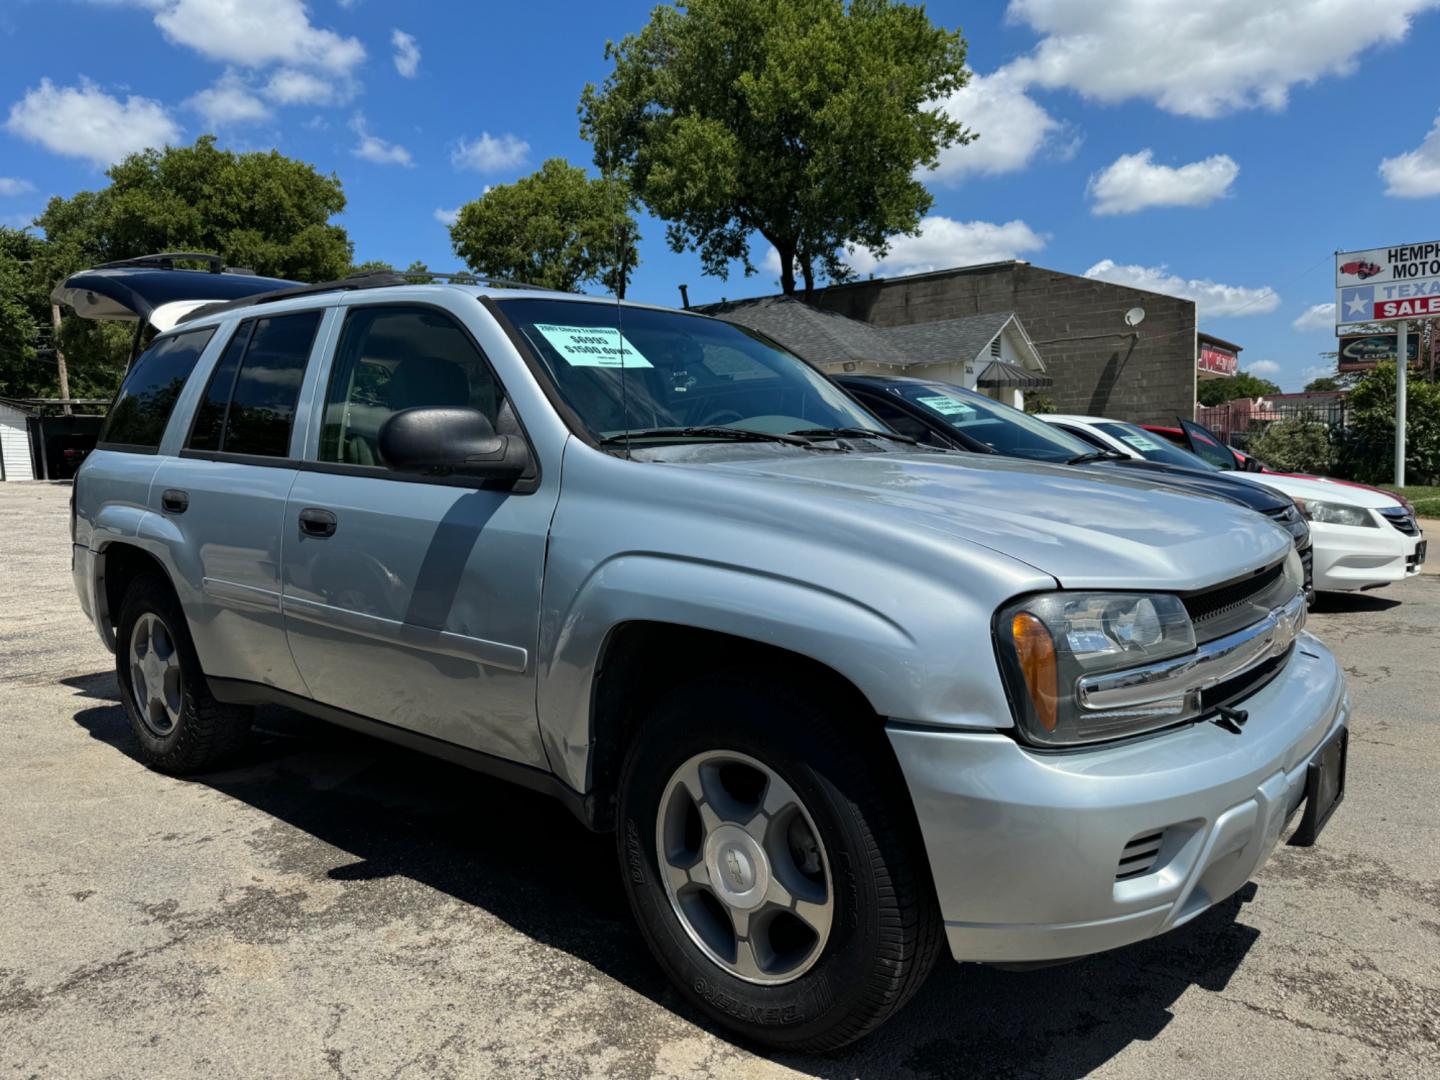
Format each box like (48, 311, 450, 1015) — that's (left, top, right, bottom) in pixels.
(1339, 260, 1383, 280)
(1140, 421, 1413, 512)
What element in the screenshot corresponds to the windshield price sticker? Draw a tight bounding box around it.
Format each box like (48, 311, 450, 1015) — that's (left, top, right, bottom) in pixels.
(916, 394, 973, 417)
(533, 323, 654, 368)
(1121, 433, 1161, 451)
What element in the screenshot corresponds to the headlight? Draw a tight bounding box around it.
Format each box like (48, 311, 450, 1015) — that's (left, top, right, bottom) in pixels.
(996, 592, 1197, 746)
(1294, 498, 1377, 527)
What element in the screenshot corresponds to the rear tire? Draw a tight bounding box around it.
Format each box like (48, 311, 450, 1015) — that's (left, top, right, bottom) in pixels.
(616, 675, 942, 1052)
(115, 574, 252, 774)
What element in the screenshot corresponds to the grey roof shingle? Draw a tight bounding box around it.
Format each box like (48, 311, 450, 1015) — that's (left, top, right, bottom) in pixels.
(880, 312, 1017, 363)
(702, 296, 928, 366)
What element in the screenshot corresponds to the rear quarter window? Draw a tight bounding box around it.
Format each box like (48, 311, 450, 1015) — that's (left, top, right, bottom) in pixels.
(98, 327, 216, 451)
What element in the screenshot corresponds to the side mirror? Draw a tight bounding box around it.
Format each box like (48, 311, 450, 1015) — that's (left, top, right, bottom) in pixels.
(378, 406, 532, 482)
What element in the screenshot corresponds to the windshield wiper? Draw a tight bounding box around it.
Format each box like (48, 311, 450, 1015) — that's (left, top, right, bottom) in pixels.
(1066, 450, 1127, 465)
(790, 426, 920, 446)
(598, 426, 815, 448)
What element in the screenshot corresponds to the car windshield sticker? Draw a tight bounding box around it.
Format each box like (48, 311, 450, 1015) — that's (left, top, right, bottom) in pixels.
(1120, 433, 1161, 451)
(532, 323, 654, 369)
(916, 394, 974, 418)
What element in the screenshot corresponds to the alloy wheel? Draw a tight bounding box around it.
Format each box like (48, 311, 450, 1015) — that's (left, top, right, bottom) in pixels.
(128, 611, 183, 737)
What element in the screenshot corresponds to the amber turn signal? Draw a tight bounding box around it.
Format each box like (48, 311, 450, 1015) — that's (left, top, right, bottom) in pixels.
(1011, 612, 1059, 732)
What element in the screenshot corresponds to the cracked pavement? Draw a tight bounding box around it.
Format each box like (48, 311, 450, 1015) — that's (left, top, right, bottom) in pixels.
(2, 482, 1437, 1079)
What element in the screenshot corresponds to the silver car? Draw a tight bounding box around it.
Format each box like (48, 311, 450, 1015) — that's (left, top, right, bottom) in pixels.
(64, 262, 1349, 1052)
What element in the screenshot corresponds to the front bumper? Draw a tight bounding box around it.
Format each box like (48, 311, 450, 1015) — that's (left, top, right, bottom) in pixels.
(1310, 520, 1424, 591)
(889, 632, 1347, 963)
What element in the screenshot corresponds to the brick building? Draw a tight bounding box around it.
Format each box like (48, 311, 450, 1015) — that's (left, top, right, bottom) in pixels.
(708, 261, 1202, 425)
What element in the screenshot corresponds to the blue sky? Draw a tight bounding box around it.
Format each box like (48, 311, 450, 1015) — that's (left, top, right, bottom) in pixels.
(4, 0, 1440, 391)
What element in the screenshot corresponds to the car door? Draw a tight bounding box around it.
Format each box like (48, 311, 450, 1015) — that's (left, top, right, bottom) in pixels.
(280, 303, 558, 768)
(151, 308, 332, 695)
(1179, 419, 1244, 471)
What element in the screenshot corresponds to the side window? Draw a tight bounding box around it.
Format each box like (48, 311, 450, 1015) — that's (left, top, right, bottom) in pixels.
(98, 328, 215, 450)
(858, 392, 950, 447)
(319, 306, 505, 467)
(186, 311, 321, 458)
(1057, 424, 1111, 450)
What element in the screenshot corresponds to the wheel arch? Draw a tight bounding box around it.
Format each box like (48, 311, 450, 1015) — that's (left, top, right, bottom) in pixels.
(581, 621, 893, 832)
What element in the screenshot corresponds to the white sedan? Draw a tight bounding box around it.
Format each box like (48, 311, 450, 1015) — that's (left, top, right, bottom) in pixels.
(1042, 413, 1426, 593)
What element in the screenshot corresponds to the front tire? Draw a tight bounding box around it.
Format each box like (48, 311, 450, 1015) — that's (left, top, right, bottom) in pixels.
(617, 676, 942, 1052)
(115, 574, 252, 774)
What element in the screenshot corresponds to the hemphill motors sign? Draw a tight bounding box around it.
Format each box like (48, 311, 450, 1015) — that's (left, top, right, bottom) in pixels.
(1336, 241, 1440, 322)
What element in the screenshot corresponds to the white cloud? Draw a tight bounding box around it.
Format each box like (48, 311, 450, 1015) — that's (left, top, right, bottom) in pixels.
(1379, 113, 1440, 197)
(1087, 150, 1238, 215)
(1004, 0, 1440, 117)
(392, 29, 420, 78)
(1247, 359, 1281, 376)
(434, 206, 460, 226)
(148, 0, 364, 74)
(350, 115, 411, 166)
(0, 178, 36, 196)
(451, 132, 529, 173)
(1083, 259, 1280, 318)
(1301, 364, 1336, 382)
(1292, 303, 1336, 332)
(764, 216, 1046, 279)
(185, 70, 271, 127)
(929, 69, 1069, 182)
(263, 68, 351, 106)
(5, 78, 180, 166)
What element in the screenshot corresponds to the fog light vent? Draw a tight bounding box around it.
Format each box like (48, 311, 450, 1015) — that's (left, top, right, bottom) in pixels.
(1116, 830, 1166, 880)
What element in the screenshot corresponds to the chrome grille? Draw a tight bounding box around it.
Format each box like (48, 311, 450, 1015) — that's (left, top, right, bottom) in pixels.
(1380, 506, 1419, 536)
(1181, 559, 1295, 643)
(1116, 830, 1166, 880)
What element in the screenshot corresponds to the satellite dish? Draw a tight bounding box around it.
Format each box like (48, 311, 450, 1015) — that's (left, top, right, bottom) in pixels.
(1124, 307, 1147, 328)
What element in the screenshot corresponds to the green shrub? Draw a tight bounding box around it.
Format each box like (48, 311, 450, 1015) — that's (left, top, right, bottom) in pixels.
(1248, 419, 1335, 475)
(1336, 363, 1440, 485)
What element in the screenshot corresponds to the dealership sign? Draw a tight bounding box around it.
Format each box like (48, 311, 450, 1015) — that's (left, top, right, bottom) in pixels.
(1197, 341, 1238, 376)
(1337, 333, 1420, 372)
(1336, 240, 1440, 325)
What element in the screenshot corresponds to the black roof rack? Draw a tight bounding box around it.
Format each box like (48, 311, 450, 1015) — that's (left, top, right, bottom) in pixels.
(96, 252, 228, 273)
(175, 268, 575, 324)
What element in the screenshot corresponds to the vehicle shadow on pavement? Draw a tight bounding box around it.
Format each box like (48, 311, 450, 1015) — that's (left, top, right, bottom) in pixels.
(67, 671, 1260, 1080)
(1310, 592, 1402, 614)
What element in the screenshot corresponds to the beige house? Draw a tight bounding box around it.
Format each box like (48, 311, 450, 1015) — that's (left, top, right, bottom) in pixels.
(703, 296, 1049, 409)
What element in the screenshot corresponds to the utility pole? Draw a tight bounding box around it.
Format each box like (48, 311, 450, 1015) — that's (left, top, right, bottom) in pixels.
(50, 302, 72, 416)
(1395, 321, 1407, 487)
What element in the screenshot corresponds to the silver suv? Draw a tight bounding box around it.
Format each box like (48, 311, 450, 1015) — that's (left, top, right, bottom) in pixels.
(65, 261, 1349, 1051)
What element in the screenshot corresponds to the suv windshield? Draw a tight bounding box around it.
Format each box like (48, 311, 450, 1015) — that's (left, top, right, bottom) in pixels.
(1095, 421, 1219, 471)
(495, 298, 885, 444)
(893, 383, 1093, 463)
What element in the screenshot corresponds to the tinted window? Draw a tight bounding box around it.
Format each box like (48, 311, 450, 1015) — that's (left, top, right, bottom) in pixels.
(890, 383, 1091, 464)
(320, 306, 506, 466)
(187, 312, 321, 458)
(853, 391, 951, 447)
(99, 328, 215, 449)
(1095, 422, 1218, 471)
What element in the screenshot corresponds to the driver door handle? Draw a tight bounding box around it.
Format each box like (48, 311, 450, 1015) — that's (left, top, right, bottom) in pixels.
(298, 508, 337, 538)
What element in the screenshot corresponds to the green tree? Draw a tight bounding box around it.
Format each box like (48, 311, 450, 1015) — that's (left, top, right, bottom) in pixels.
(449, 158, 640, 296)
(1304, 376, 1341, 392)
(1337, 361, 1440, 484)
(580, 0, 970, 298)
(1248, 419, 1335, 475)
(0, 228, 48, 399)
(1197, 370, 1282, 406)
(349, 259, 396, 274)
(39, 135, 352, 282)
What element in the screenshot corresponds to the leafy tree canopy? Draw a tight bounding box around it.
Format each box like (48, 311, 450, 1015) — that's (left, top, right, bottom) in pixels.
(449, 158, 640, 296)
(580, 0, 970, 297)
(1338, 361, 1440, 485)
(1304, 376, 1342, 392)
(38, 135, 352, 283)
(1197, 370, 1282, 406)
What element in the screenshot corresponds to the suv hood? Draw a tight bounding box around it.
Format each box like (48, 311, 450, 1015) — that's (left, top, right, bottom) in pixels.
(697, 450, 1291, 590)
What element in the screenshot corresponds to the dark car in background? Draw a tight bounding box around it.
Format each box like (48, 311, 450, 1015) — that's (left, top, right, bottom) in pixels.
(835, 374, 1313, 589)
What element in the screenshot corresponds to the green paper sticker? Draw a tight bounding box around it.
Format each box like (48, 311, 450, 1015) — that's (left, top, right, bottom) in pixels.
(532, 323, 653, 368)
(916, 394, 973, 418)
(1120, 433, 1161, 451)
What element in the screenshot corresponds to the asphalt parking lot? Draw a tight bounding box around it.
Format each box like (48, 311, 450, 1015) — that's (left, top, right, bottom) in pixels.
(1, 481, 1437, 1080)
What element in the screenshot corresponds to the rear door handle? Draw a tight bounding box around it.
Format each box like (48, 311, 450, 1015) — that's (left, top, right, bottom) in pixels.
(161, 489, 188, 514)
(298, 508, 337, 538)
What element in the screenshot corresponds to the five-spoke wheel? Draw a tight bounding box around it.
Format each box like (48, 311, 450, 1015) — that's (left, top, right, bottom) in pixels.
(656, 750, 833, 984)
(128, 610, 183, 737)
